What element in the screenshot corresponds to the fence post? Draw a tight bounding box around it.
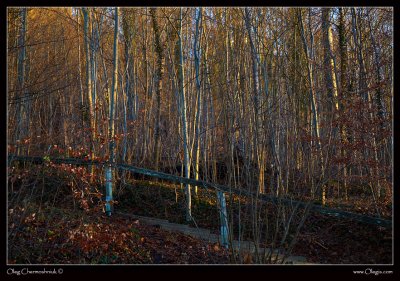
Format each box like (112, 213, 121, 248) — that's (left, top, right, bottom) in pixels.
(217, 190, 229, 248)
(105, 164, 113, 216)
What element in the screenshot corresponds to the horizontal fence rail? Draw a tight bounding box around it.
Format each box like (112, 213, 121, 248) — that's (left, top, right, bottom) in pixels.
(7, 154, 392, 229)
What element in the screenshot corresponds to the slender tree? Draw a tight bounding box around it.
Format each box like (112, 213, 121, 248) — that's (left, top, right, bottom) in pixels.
(193, 7, 203, 195)
(105, 7, 119, 216)
(298, 8, 325, 205)
(175, 8, 192, 221)
(15, 8, 28, 155)
(150, 8, 164, 172)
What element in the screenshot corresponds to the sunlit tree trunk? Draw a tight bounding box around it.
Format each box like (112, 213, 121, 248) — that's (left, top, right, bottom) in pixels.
(322, 8, 339, 112)
(91, 10, 99, 142)
(82, 8, 96, 179)
(321, 7, 339, 202)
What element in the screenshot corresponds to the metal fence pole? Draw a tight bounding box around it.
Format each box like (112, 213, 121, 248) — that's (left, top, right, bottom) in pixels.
(217, 191, 229, 248)
(105, 164, 113, 216)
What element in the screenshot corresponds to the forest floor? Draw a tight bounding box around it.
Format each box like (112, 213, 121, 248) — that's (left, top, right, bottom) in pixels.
(8, 205, 230, 264)
(115, 179, 392, 264)
(7, 167, 392, 264)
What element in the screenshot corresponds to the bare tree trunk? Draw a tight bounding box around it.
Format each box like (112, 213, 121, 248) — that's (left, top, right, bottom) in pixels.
(298, 8, 325, 205)
(176, 8, 191, 221)
(322, 8, 339, 112)
(338, 7, 349, 201)
(351, 8, 368, 100)
(77, 12, 85, 129)
(150, 8, 164, 172)
(321, 7, 340, 203)
(193, 7, 203, 196)
(105, 7, 119, 216)
(366, 9, 386, 124)
(16, 8, 28, 155)
(352, 9, 382, 211)
(82, 8, 96, 179)
(244, 8, 264, 194)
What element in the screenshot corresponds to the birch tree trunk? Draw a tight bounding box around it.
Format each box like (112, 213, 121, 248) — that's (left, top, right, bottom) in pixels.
(176, 8, 192, 221)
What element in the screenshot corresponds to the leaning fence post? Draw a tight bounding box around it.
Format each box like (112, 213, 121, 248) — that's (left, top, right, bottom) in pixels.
(217, 190, 229, 248)
(105, 164, 113, 216)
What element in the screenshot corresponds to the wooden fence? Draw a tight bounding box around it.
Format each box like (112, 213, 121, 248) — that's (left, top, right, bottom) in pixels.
(7, 154, 391, 230)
